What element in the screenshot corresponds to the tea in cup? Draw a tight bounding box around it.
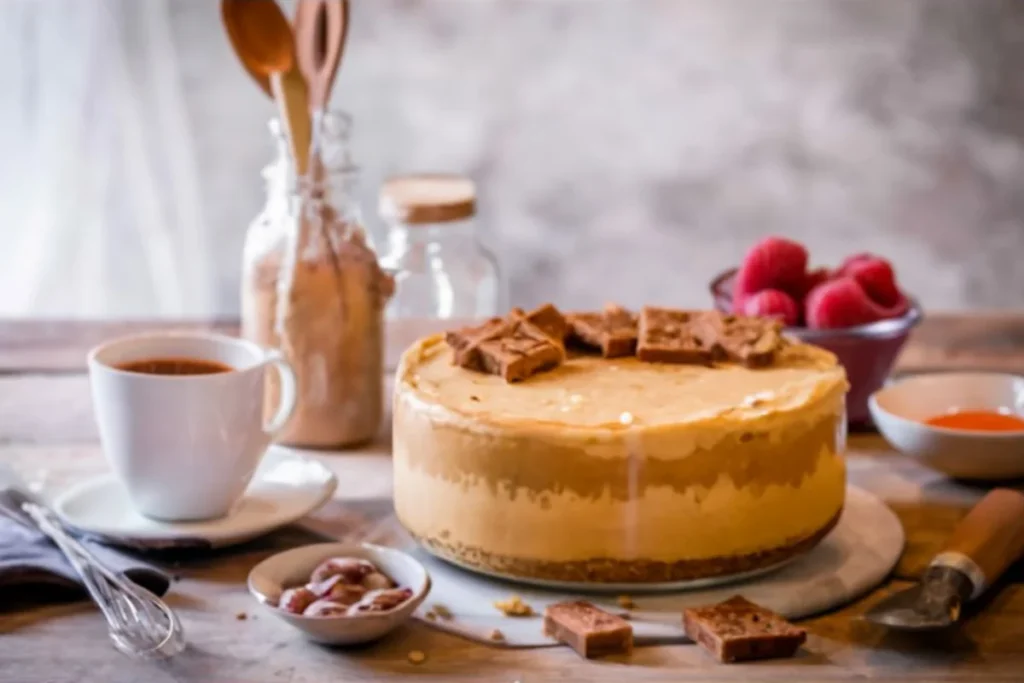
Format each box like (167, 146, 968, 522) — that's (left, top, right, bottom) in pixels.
(87, 332, 297, 521)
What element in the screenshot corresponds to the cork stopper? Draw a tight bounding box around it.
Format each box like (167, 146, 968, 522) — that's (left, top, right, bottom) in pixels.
(379, 174, 476, 224)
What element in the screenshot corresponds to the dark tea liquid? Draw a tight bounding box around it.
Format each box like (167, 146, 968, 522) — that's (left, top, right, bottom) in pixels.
(116, 358, 232, 376)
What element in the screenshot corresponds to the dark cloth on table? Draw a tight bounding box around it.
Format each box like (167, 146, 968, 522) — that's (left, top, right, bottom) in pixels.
(0, 516, 169, 603)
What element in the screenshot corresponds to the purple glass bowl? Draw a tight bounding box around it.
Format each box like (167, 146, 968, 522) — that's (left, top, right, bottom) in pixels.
(710, 268, 923, 426)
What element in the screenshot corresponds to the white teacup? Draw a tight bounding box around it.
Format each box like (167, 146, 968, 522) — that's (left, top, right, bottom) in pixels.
(87, 332, 297, 522)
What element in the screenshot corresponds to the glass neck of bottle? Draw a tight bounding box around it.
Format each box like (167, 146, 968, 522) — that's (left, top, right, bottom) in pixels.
(262, 113, 360, 216)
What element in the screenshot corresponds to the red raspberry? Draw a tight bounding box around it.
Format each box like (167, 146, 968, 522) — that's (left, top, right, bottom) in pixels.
(837, 253, 876, 274)
(794, 267, 831, 302)
(740, 289, 799, 326)
(842, 257, 902, 308)
(734, 236, 809, 300)
(805, 276, 886, 329)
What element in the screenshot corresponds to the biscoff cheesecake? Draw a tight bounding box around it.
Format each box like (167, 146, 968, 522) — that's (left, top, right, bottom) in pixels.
(392, 306, 848, 584)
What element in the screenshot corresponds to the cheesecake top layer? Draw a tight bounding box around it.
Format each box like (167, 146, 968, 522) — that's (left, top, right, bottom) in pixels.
(399, 335, 847, 430)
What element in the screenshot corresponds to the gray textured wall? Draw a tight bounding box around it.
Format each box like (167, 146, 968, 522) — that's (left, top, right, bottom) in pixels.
(8, 0, 1024, 316)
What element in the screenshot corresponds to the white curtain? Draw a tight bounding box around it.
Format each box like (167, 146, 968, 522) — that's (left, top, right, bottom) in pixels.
(0, 0, 215, 317)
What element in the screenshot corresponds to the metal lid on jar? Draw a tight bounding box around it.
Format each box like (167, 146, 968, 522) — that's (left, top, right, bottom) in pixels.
(378, 174, 476, 224)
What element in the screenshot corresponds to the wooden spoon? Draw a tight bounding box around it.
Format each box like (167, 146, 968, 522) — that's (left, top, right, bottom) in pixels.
(294, 0, 349, 112)
(294, 0, 349, 182)
(222, 0, 311, 174)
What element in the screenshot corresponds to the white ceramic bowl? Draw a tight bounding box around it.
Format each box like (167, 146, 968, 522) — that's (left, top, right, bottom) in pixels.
(869, 372, 1024, 480)
(248, 542, 431, 645)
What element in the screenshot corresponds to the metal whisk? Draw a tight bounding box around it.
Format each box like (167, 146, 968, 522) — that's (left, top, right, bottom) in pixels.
(21, 502, 186, 659)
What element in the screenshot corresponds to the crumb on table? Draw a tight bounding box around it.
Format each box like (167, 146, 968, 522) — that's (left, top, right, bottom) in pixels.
(489, 629, 505, 642)
(493, 595, 534, 617)
(235, 612, 247, 621)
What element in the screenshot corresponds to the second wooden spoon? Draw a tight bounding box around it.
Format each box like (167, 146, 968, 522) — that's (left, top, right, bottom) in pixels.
(294, 0, 349, 112)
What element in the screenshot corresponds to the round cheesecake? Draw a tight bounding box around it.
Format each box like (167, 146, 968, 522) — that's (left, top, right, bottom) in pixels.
(393, 335, 849, 584)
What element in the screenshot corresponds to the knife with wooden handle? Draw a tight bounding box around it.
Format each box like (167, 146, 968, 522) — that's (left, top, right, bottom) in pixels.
(939, 487, 1024, 596)
(866, 488, 1024, 630)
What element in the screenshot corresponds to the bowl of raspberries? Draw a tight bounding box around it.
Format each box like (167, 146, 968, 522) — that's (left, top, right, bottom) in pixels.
(711, 236, 922, 425)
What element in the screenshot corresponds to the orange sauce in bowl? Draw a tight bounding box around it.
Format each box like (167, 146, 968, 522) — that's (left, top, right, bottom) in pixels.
(925, 410, 1024, 432)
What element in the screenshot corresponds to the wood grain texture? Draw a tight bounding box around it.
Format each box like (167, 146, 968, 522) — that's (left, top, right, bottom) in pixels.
(2, 440, 1022, 682)
(0, 319, 237, 374)
(896, 312, 1024, 375)
(4, 581, 1024, 682)
(2, 316, 1024, 681)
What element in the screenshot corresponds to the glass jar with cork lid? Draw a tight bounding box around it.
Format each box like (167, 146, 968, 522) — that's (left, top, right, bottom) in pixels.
(241, 113, 394, 449)
(377, 174, 505, 366)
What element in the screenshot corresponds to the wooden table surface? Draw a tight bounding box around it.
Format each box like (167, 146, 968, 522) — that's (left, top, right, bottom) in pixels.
(2, 315, 1024, 682)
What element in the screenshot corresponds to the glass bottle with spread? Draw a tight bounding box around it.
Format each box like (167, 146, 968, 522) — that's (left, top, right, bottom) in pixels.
(241, 113, 394, 448)
(377, 174, 505, 365)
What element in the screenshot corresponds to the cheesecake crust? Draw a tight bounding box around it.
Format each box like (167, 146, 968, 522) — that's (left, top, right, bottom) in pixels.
(410, 509, 841, 584)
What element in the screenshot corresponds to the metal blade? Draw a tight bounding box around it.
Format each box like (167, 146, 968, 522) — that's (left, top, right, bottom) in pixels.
(865, 565, 972, 631)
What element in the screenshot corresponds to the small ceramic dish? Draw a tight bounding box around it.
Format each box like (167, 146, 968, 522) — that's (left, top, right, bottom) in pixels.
(248, 542, 431, 645)
(869, 372, 1024, 480)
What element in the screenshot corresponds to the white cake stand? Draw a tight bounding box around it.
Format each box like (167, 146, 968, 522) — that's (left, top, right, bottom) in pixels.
(411, 486, 903, 647)
(427, 547, 799, 594)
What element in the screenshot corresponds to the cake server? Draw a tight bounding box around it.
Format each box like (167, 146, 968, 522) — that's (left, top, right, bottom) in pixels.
(865, 488, 1024, 631)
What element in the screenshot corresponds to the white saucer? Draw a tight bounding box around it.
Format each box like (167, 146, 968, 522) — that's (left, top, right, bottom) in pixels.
(52, 448, 337, 550)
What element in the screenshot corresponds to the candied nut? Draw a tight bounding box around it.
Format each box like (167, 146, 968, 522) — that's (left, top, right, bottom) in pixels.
(324, 581, 367, 607)
(303, 599, 349, 618)
(362, 571, 395, 591)
(348, 587, 415, 615)
(308, 574, 351, 599)
(493, 595, 534, 617)
(277, 586, 317, 615)
(310, 557, 376, 584)
(407, 650, 427, 665)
